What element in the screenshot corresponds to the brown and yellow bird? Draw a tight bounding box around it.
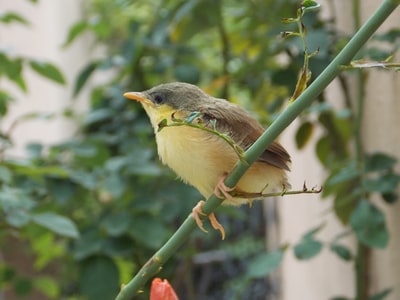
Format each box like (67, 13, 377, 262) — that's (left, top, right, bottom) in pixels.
(124, 82, 290, 239)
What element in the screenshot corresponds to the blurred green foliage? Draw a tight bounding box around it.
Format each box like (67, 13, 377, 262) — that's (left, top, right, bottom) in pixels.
(0, 0, 399, 300)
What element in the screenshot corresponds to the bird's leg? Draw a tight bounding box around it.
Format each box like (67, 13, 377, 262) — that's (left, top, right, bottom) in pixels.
(214, 172, 235, 201)
(192, 201, 226, 240)
(191, 173, 235, 240)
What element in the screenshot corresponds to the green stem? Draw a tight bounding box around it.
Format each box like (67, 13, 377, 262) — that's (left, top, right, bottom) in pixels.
(356, 242, 370, 300)
(216, 0, 230, 99)
(352, 1, 370, 299)
(115, 1, 399, 299)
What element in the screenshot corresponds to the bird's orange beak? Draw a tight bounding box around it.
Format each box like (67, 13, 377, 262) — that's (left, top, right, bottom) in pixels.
(124, 92, 153, 106)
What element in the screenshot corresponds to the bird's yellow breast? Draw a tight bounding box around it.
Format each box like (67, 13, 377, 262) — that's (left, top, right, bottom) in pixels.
(156, 125, 237, 199)
(144, 104, 287, 205)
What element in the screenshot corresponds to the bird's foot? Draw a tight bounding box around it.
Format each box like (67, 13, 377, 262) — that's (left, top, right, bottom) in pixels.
(192, 200, 226, 240)
(214, 173, 235, 202)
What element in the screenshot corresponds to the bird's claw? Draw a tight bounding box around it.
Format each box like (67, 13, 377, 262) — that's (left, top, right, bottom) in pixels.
(214, 173, 234, 202)
(192, 200, 226, 240)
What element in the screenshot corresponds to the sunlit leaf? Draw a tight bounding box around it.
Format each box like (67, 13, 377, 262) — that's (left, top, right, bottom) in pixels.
(0, 12, 29, 25)
(301, 0, 321, 11)
(34, 276, 59, 298)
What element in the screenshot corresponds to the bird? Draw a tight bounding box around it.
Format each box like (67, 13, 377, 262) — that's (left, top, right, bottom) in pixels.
(124, 82, 290, 239)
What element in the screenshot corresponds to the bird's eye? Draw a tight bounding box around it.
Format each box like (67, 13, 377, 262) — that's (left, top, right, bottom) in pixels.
(154, 94, 164, 105)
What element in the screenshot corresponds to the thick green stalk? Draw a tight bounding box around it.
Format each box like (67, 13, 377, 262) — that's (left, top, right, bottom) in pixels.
(352, 1, 370, 299)
(115, 1, 399, 299)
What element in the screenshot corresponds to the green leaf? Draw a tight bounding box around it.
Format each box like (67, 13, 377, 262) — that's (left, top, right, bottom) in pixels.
(316, 135, 331, 166)
(369, 288, 392, 300)
(129, 215, 171, 249)
(350, 200, 389, 248)
(84, 108, 113, 126)
(374, 29, 400, 43)
(102, 173, 126, 198)
(29, 60, 66, 85)
(1, 186, 34, 227)
(34, 276, 59, 298)
(13, 277, 32, 296)
(102, 236, 135, 257)
(333, 193, 358, 224)
(247, 249, 284, 278)
(295, 121, 314, 149)
(363, 173, 400, 194)
(0, 265, 15, 282)
(382, 192, 397, 204)
(0, 12, 29, 25)
(73, 231, 103, 260)
(325, 161, 359, 187)
(365, 153, 397, 172)
(63, 21, 89, 47)
(73, 61, 99, 96)
(31, 212, 80, 238)
(303, 223, 325, 238)
(294, 237, 323, 260)
(301, 0, 321, 11)
(46, 178, 77, 204)
(293, 224, 324, 260)
(0, 90, 13, 116)
(329, 243, 352, 261)
(101, 211, 132, 236)
(69, 170, 97, 190)
(0, 166, 12, 184)
(185, 111, 201, 123)
(0, 53, 25, 91)
(79, 256, 119, 300)
(11, 163, 69, 180)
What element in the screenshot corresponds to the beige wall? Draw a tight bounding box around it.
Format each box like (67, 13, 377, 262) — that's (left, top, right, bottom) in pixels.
(0, 0, 89, 157)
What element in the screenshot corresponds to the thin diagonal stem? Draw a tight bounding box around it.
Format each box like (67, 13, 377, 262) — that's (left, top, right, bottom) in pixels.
(115, 1, 399, 299)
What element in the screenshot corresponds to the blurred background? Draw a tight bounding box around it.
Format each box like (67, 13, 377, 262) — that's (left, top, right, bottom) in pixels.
(1, 0, 400, 299)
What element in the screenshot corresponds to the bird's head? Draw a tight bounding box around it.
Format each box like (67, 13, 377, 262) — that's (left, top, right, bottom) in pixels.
(124, 82, 212, 130)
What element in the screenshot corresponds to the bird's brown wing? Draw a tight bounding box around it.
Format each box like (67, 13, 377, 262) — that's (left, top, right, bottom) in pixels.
(199, 100, 291, 171)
